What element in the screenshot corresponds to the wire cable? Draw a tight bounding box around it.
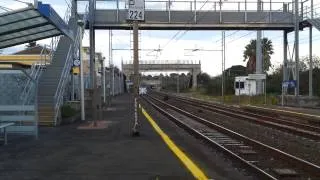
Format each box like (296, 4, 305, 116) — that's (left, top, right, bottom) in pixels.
(148, 0, 218, 56)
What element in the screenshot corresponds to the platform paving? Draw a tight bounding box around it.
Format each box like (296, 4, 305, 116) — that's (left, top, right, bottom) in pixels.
(0, 94, 193, 180)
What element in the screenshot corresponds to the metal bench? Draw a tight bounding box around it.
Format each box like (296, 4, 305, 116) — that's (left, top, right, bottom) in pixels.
(0, 123, 14, 145)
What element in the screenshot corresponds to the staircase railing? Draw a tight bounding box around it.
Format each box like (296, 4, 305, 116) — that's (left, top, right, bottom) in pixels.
(20, 46, 48, 105)
(300, 1, 319, 20)
(20, 33, 61, 106)
(52, 3, 89, 125)
(53, 45, 73, 125)
(53, 27, 81, 126)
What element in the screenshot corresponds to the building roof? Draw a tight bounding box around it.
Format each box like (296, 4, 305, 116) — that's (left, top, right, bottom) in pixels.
(13, 45, 51, 55)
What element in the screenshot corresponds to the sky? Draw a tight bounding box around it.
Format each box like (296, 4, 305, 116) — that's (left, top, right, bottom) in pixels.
(1, 0, 320, 76)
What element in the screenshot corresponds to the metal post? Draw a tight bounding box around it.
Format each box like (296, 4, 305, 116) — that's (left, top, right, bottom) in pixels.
(222, 31, 225, 103)
(35, 79, 39, 139)
(294, 0, 299, 96)
(269, 0, 271, 11)
(72, 0, 77, 18)
(309, 26, 313, 97)
(269, 0, 272, 22)
(168, 0, 171, 22)
(194, 0, 197, 23)
(256, 0, 263, 95)
(89, 0, 97, 125)
(245, 0, 247, 22)
(283, 31, 288, 82)
(111, 30, 114, 96)
(311, 0, 314, 19)
(249, 83, 251, 104)
(119, 72, 122, 94)
(238, 79, 241, 105)
(108, 30, 112, 99)
(132, 21, 139, 135)
(112, 66, 115, 96)
(281, 85, 284, 106)
(219, 0, 222, 23)
(78, 20, 85, 121)
(177, 74, 180, 93)
(116, 0, 119, 22)
(300, 2, 303, 18)
(103, 58, 106, 102)
(309, 0, 313, 97)
(264, 79, 267, 104)
(282, 31, 287, 101)
(71, 74, 74, 101)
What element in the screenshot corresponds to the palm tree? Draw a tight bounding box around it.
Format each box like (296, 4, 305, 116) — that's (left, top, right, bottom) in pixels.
(243, 38, 274, 73)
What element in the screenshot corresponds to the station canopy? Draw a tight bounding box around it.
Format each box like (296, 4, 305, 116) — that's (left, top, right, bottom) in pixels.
(0, 2, 72, 49)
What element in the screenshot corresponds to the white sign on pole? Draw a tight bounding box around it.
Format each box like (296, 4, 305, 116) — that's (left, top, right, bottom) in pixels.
(73, 59, 81, 67)
(127, 0, 145, 21)
(247, 74, 266, 80)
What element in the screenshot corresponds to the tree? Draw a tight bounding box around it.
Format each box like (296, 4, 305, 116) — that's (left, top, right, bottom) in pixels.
(299, 55, 320, 71)
(26, 41, 37, 48)
(243, 38, 274, 73)
(225, 65, 247, 77)
(197, 72, 210, 86)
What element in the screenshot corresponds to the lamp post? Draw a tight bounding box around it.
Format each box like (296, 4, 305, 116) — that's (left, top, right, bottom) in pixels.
(102, 57, 106, 104)
(77, 19, 85, 121)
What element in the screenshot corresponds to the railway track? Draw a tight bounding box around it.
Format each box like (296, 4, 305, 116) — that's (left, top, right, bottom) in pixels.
(152, 91, 320, 140)
(142, 94, 320, 180)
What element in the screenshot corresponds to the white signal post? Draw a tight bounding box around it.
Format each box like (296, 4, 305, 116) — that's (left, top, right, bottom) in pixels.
(127, 0, 145, 136)
(78, 20, 85, 121)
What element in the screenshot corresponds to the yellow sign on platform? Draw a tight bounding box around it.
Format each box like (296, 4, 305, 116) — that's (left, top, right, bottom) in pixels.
(72, 66, 80, 74)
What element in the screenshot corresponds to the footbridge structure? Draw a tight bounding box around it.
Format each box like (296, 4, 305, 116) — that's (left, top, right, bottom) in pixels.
(79, 0, 320, 96)
(122, 60, 201, 88)
(79, 0, 296, 30)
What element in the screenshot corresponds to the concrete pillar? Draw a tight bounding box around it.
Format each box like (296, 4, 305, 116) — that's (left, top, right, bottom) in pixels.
(192, 70, 198, 89)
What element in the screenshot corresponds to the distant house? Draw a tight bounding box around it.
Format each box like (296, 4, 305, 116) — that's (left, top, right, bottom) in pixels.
(0, 45, 52, 68)
(234, 76, 257, 96)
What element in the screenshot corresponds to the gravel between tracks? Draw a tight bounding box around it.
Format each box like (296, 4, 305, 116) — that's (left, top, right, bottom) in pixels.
(141, 98, 259, 180)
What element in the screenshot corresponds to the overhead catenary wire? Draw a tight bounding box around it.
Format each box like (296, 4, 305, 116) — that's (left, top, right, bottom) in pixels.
(214, 1, 320, 50)
(148, 0, 218, 57)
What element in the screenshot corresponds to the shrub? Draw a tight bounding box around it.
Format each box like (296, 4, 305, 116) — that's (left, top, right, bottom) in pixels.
(270, 96, 278, 105)
(61, 104, 77, 118)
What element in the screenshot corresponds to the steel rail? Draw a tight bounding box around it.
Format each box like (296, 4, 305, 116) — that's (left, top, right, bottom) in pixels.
(153, 91, 320, 140)
(145, 94, 320, 177)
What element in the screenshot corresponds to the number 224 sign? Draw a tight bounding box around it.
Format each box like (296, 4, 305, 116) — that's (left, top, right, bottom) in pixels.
(127, 8, 144, 21)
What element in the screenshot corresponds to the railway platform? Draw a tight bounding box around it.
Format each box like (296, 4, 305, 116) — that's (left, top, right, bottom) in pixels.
(0, 94, 198, 180)
(0, 93, 259, 180)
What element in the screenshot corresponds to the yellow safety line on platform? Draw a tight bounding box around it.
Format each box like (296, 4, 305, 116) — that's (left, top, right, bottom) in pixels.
(247, 105, 320, 119)
(141, 107, 209, 180)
